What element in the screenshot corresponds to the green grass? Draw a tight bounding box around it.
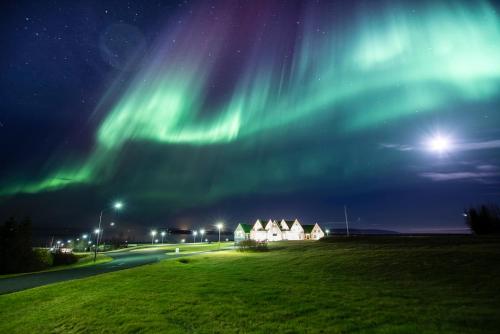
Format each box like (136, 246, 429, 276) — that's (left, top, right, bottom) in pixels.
(0, 254, 112, 279)
(1, 236, 500, 333)
(122, 242, 233, 254)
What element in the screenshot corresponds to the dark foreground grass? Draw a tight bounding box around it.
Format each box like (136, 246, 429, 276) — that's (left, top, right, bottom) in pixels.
(1, 236, 499, 333)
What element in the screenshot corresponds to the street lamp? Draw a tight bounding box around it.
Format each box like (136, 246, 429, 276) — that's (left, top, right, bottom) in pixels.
(216, 222, 223, 249)
(161, 231, 166, 244)
(94, 201, 123, 262)
(151, 230, 157, 245)
(82, 234, 88, 239)
(193, 230, 198, 243)
(326, 229, 330, 236)
(200, 229, 205, 242)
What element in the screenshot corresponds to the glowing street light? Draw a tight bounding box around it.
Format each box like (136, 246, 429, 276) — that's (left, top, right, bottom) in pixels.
(193, 230, 198, 243)
(326, 229, 330, 236)
(82, 234, 88, 239)
(110, 222, 115, 227)
(161, 231, 166, 244)
(94, 201, 123, 262)
(200, 229, 205, 242)
(151, 230, 157, 245)
(216, 222, 223, 249)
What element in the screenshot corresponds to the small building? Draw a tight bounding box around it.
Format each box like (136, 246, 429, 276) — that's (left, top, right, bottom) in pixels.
(302, 223, 325, 240)
(234, 223, 252, 242)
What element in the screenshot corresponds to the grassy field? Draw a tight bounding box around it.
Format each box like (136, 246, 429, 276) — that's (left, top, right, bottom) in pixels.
(1, 236, 499, 333)
(121, 242, 233, 253)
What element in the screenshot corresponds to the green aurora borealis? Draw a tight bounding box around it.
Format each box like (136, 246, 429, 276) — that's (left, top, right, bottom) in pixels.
(2, 0, 500, 229)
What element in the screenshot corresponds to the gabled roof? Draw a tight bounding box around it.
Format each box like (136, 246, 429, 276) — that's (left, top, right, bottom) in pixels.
(283, 220, 296, 229)
(302, 225, 314, 233)
(238, 224, 253, 233)
(254, 219, 268, 230)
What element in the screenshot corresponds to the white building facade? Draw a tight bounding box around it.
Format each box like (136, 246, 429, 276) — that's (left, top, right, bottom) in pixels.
(234, 219, 325, 242)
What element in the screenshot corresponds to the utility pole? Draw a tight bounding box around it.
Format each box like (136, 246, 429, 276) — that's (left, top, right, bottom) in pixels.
(344, 205, 350, 237)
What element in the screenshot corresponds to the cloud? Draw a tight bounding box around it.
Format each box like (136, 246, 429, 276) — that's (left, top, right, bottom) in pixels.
(379, 143, 414, 151)
(381, 139, 500, 153)
(458, 140, 500, 151)
(420, 171, 500, 182)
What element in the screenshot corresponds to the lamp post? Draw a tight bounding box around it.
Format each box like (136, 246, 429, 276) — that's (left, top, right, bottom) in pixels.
(216, 223, 223, 249)
(161, 231, 166, 244)
(151, 230, 157, 245)
(200, 229, 205, 243)
(326, 229, 330, 236)
(94, 201, 123, 262)
(193, 230, 198, 243)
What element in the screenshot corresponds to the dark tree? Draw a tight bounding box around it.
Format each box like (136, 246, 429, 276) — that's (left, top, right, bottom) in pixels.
(465, 204, 500, 235)
(0, 217, 50, 274)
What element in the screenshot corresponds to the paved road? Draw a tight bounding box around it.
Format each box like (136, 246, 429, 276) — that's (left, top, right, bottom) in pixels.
(0, 249, 215, 295)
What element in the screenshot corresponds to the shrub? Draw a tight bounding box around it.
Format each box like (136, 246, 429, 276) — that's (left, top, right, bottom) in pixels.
(52, 252, 79, 266)
(237, 239, 268, 252)
(465, 204, 500, 235)
(31, 248, 53, 270)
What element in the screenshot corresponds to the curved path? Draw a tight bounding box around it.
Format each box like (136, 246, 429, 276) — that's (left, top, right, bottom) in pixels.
(0, 249, 218, 295)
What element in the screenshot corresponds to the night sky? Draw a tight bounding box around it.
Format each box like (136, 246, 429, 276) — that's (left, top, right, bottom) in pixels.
(1, 0, 500, 235)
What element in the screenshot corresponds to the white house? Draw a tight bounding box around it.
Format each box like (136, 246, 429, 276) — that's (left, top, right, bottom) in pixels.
(249, 219, 271, 241)
(234, 219, 325, 242)
(234, 223, 252, 242)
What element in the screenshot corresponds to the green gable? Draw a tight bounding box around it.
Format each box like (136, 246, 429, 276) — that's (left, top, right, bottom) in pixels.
(302, 225, 314, 233)
(239, 224, 252, 233)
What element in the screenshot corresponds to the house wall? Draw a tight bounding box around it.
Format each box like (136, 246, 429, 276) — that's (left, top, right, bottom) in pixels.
(311, 224, 325, 240)
(267, 222, 283, 241)
(287, 222, 304, 240)
(252, 230, 268, 241)
(234, 226, 249, 242)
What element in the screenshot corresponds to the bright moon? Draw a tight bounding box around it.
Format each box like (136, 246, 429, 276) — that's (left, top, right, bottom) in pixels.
(428, 135, 452, 153)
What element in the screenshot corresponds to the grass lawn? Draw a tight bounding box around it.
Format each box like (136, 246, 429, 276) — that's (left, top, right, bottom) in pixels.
(123, 242, 233, 253)
(1, 236, 499, 333)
